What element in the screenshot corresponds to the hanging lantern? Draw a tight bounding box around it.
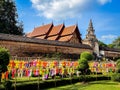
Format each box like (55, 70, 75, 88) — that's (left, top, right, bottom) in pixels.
(62, 61, 66, 66)
(108, 63, 112, 68)
(54, 61, 58, 66)
(19, 61, 23, 69)
(22, 61, 25, 68)
(93, 62, 98, 68)
(113, 63, 116, 68)
(70, 62, 74, 67)
(42, 61, 48, 68)
(88, 62, 92, 68)
(74, 61, 78, 67)
(11, 60, 15, 69)
(67, 61, 71, 67)
(37, 60, 41, 67)
(102, 63, 105, 68)
(33, 60, 37, 67)
(106, 63, 109, 68)
(15, 60, 19, 68)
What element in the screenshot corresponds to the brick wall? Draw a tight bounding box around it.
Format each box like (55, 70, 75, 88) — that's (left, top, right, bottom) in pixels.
(0, 40, 93, 57)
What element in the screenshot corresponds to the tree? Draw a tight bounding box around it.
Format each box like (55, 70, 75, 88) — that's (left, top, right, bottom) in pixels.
(0, 47, 10, 82)
(52, 52, 63, 60)
(107, 44, 115, 48)
(116, 59, 120, 73)
(78, 51, 93, 75)
(112, 36, 120, 49)
(80, 52, 93, 61)
(98, 41, 107, 47)
(0, 0, 24, 35)
(111, 58, 120, 82)
(78, 58, 89, 74)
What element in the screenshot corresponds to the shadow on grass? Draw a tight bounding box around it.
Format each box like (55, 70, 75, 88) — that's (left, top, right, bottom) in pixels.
(45, 83, 90, 90)
(89, 80, 119, 85)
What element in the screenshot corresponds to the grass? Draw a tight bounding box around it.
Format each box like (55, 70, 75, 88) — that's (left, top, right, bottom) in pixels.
(46, 80, 120, 90)
(0, 83, 4, 89)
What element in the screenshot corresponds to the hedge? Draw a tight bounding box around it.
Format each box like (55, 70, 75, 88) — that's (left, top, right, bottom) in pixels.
(111, 73, 120, 82)
(0, 75, 110, 90)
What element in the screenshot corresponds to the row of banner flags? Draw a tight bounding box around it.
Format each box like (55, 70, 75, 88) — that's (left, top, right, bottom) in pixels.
(1, 60, 116, 80)
(89, 61, 116, 73)
(2, 60, 78, 80)
(8, 60, 79, 69)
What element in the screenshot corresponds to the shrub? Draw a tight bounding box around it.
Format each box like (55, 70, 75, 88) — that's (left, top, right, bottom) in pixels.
(78, 58, 89, 74)
(0, 47, 10, 82)
(3, 80, 12, 90)
(80, 52, 93, 61)
(116, 59, 120, 65)
(112, 59, 120, 82)
(116, 59, 120, 73)
(111, 73, 120, 82)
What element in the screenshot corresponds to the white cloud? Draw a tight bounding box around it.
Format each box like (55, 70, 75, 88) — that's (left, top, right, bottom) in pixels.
(99, 34, 117, 44)
(101, 34, 117, 40)
(98, 0, 112, 5)
(30, 0, 112, 19)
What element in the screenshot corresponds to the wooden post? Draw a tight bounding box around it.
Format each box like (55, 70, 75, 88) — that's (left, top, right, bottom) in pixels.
(28, 57, 31, 80)
(54, 66, 56, 87)
(70, 59, 72, 84)
(14, 69, 17, 90)
(96, 68, 97, 81)
(38, 57, 41, 90)
(14, 56, 17, 90)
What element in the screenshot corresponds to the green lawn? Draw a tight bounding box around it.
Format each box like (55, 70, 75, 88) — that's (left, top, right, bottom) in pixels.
(46, 81, 120, 90)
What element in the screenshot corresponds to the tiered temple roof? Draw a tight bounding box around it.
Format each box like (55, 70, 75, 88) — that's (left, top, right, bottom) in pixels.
(27, 23, 82, 43)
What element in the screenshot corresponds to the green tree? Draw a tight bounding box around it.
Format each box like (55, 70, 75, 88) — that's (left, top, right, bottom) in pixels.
(78, 58, 89, 74)
(108, 44, 115, 48)
(98, 41, 107, 47)
(0, 0, 24, 35)
(0, 47, 10, 82)
(51, 52, 63, 60)
(78, 52, 93, 75)
(112, 36, 120, 49)
(111, 58, 120, 82)
(80, 52, 93, 61)
(116, 59, 120, 73)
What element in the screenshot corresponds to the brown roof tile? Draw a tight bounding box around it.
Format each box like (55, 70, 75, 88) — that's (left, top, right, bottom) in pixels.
(30, 23, 53, 37)
(26, 23, 82, 43)
(48, 24, 64, 36)
(26, 32, 32, 37)
(61, 25, 76, 36)
(47, 35, 58, 40)
(35, 35, 46, 39)
(59, 35, 73, 42)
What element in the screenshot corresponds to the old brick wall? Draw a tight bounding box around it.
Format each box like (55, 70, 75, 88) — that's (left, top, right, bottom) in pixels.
(0, 40, 93, 57)
(104, 51, 120, 58)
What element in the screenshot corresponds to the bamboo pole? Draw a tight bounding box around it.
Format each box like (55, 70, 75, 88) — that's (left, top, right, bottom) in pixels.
(38, 57, 40, 90)
(70, 59, 72, 84)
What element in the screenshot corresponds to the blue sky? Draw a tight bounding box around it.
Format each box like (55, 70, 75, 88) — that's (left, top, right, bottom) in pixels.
(15, 0, 120, 44)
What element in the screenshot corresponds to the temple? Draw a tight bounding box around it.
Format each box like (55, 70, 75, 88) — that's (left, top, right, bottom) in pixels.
(0, 20, 120, 60)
